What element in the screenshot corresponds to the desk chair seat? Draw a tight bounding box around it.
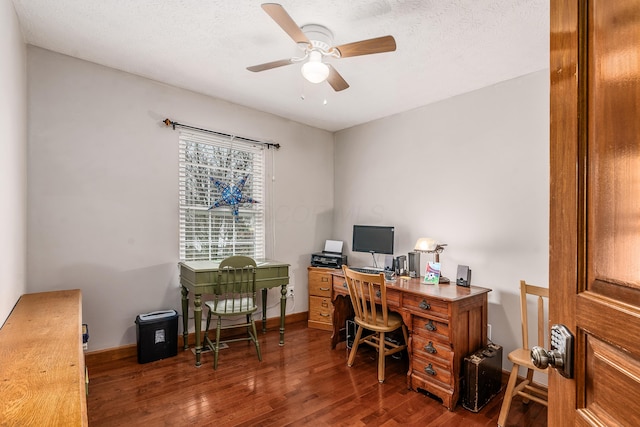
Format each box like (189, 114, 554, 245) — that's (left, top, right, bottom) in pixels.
(204, 256, 262, 370)
(498, 280, 549, 426)
(361, 310, 405, 330)
(342, 266, 408, 383)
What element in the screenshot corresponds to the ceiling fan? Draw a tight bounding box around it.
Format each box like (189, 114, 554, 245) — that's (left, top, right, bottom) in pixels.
(247, 3, 397, 92)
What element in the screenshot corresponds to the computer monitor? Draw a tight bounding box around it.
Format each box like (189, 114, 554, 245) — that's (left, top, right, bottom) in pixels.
(352, 225, 395, 255)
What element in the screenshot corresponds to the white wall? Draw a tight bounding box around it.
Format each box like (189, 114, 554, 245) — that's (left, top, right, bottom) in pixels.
(26, 47, 334, 350)
(24, 43, 549, 366)
(334, 70, 549, 369)
(0, 0, 27, 325)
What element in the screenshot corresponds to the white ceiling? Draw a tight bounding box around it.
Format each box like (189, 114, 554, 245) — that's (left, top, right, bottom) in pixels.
(11, 0, 549, 132)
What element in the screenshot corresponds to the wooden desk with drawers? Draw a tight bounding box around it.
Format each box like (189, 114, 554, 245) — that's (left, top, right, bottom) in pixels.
(321, 268, 491, 411)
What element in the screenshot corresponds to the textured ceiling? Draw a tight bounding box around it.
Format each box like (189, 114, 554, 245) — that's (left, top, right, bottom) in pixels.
(11, 0, 549, 132)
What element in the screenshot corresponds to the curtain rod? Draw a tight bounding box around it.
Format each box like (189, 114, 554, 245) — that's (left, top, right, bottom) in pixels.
(163, 118, 280, 149)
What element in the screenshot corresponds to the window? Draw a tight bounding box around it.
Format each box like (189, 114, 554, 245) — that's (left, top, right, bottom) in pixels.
(179, 130, 265, 261)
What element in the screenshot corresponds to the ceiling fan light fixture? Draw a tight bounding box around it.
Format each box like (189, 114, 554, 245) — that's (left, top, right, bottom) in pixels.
(301, 51, 329, 83)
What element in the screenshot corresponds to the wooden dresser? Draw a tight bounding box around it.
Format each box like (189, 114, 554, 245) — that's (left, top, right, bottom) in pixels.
(0, 289, 88, 425)
(330, 271, 490, 410)
(307, 266, 338, 331)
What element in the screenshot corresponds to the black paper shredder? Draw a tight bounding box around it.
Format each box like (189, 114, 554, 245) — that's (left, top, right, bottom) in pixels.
(135, 310, 178, 364)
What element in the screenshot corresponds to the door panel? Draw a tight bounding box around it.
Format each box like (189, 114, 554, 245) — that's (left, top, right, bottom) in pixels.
(588, 0, 640, 291)
(585, 336, 640, 425)
(550, 0, 640, 425)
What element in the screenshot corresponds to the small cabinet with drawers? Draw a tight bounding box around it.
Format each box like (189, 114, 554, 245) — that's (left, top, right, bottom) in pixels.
(308, 267, 335, 330)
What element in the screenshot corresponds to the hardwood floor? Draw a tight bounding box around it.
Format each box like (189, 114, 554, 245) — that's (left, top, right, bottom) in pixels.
(86, 320, 546, 426)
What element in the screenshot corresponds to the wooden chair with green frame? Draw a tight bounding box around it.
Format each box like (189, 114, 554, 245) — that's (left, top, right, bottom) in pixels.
(342, 265, 408, 383)
(203, 255, 262, 370)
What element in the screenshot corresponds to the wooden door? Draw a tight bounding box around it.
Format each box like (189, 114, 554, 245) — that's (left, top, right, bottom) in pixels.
(550, 0, 640, 425)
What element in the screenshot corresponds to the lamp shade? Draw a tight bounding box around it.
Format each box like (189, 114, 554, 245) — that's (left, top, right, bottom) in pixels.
(414, 237, 438, 252)
(301, 51, 329, 83)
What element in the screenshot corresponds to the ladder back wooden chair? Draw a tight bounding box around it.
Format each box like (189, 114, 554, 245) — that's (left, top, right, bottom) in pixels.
(204, 255, 262, 370)
(498, 280, 549, 426)
(342, 265, 408, 383)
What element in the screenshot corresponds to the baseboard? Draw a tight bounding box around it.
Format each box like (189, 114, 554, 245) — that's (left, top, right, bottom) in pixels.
(86, 344, 138, 365)
(85, 311, 308, 366)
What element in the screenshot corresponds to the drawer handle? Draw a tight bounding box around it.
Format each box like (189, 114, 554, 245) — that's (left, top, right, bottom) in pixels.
(319, 287, 330, 291)
(342, 282, 347, 288)
(419, 300, 431, 310)
(319, 313, 330, 317)
(321, 301, 329, 308)
(376, 290, 381, 298)
(424, 364, 437, 376)
(321, 277, 329, 282)
(425, 320, 437, 332)
(424, 341, 437, 354)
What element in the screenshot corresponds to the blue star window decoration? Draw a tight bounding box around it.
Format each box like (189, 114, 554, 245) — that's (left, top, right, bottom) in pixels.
(208, 174, 259, 221)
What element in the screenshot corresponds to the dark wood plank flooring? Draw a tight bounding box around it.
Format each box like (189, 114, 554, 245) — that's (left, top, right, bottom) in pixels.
(86, 320, 546, 426)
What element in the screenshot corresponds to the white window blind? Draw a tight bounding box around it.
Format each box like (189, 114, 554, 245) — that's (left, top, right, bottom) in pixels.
(179, 130, 265, 261)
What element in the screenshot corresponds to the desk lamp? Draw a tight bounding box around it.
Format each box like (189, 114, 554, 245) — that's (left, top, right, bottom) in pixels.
(414, 238, 451, 284)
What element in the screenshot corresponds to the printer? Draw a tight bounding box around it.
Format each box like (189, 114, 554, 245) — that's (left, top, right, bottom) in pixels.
(311, 240, 347, 269)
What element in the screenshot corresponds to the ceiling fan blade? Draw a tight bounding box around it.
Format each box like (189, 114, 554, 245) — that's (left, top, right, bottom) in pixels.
(334, 35, 396, 58)
(326, 65, 349, 92)
(261, 3, 310, 45)
(247, 58, 294, 72)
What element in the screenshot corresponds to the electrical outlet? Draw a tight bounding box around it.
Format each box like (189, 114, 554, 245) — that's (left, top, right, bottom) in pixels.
(487, 324, 492, 341)
(287, 285, 294, 298)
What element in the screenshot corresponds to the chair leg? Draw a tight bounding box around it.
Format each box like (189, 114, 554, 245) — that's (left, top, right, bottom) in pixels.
(378, 332, 386, 383)
(347, 325, 364, 367)
(498, 364, 520, 427)
(213, 317, 222, 370)
(204, 310, 211, 345)
(522, 368, 534, 404)
(251, 319, 262, 361)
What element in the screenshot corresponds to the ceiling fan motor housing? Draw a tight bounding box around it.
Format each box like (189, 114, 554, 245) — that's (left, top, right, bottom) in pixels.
(300, 24, 334, 55)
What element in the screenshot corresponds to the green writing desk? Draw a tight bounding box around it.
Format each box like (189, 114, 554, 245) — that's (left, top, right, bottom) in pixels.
(179, 259, 290, 366)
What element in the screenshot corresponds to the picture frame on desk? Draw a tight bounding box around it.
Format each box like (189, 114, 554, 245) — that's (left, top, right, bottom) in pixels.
(424, 262, 441, 284)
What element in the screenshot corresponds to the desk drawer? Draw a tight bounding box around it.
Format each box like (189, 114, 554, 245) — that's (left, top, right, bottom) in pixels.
(412, 334, 453, 369)
(309, 295, 333, 324)
(403, 294, 449, 319)
(412, 316, 450, 342)
(328, 274, 400, 308)
(365, 289, 401, 309)
(332, 274, 347, 289)
(384, 290, 401, 309)
(309, 270, 333, 297)
(412, 354, 453, 388)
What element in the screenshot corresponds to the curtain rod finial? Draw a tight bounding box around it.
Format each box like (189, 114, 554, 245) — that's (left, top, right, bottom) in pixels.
(163, 118, 175, 129)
